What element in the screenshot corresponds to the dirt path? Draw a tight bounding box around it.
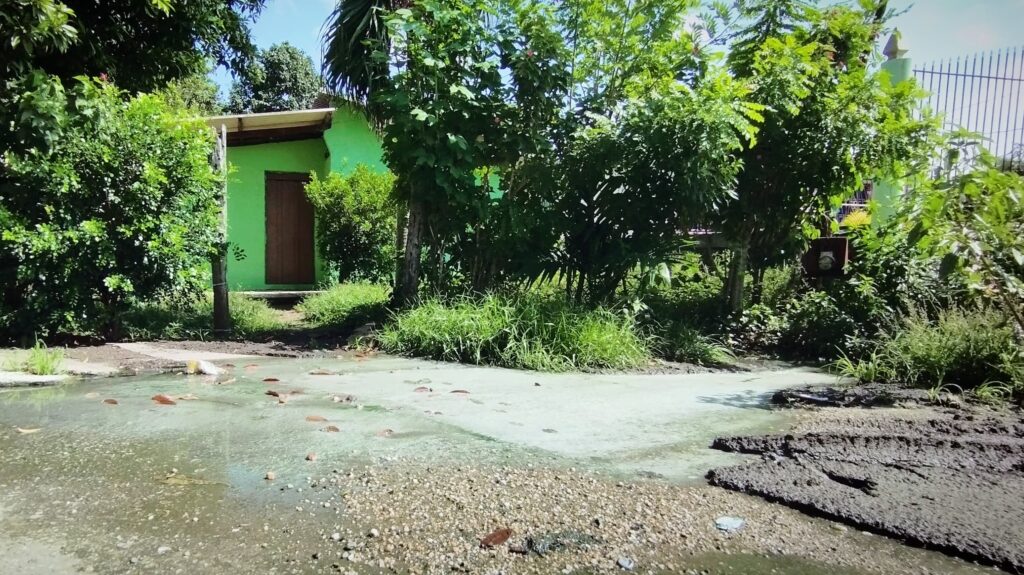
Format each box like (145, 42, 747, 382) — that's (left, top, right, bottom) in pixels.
(707, 396, 1024, 573)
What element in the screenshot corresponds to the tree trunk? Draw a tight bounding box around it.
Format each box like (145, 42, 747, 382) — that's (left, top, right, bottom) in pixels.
(394, 202, 408, 289)
(394, 195, 425, 307)
(211, 247, 231, 338)
(725, 244, 749, 315)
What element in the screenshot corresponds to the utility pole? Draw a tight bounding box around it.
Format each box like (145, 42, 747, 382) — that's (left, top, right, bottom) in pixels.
(212, 123, 232, 337)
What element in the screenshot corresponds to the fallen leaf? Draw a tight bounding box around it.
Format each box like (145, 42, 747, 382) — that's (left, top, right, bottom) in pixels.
(103, 398, 119, 405)
(309, 369, 335, 376)
(451, 389, 470, 394)
(480, 528, 512, 548)
(216, 377, 236, 385)
(262, 377, 280, 383)
(306, 452, 317, 461)
(324, 425, 340, 433)
(377, 428, 394, 437)
(223, 363, 236, 368)
(305, 415, 327, 422)
(288, 389, 304, 395)
(244, 364, 259, 369)
(152, 394, 176, 405)
(265, 390, 281, 398)
(265, 471, 276, 480)
(177, 393, 199, 401)
(277, 396, 289, 404)
(414, 386, 432, 393)
(15, 427, 41, 434)
(85, 392, 99, 399)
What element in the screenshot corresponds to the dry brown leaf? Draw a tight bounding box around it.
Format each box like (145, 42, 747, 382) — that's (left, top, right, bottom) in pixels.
(413, 386, 432, 393)
(216, 377, 236, 385)
(324, 425, 340, 433)
(152, 394, 177, 405)
(305, 415, 327, 422)
(15, 427, 41, 434)
(277, 395, 289, 404)
(265, 390, 281, 398)
(103, 398, 118, 405)
(244, 364, 259, 370)
(309, 369, 335, 375)
(288, 389, 304, 395)
(480, 528, 512, 548)
(262, 377, 280, 383)
(451, 389, 470, 394)
(305, 452, 317, 461)
(176, 393, 199, 401)
(223, 363, 236, 368)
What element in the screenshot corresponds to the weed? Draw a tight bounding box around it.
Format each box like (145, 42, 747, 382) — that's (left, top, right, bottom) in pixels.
(122, 294, 287, 341)
(377, 294, 650, 372)
(298, 283, 391, 328)
(3, 341, 64, 375)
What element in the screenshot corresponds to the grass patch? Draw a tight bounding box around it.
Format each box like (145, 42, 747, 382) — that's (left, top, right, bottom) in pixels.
(377, 294, 651, 372)
(833, 308, 1023, 399)
(650, 323, 734, 366)
(298, 283, 390, 328)
(2, 341, 64, 375)
(122, 293, 287, 341)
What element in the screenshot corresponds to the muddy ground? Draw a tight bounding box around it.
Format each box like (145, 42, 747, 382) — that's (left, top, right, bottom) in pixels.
(707, 387, 1024, 573)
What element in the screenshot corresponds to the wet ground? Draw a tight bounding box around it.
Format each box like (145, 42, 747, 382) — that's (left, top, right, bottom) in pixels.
(0, 355, 1004, 574)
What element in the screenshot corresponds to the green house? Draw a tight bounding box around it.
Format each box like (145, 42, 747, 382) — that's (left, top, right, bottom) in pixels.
(204, 106, 385, 292)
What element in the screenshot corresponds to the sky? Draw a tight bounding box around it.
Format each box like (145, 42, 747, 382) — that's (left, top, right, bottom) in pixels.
(212, 0, 1024, 94)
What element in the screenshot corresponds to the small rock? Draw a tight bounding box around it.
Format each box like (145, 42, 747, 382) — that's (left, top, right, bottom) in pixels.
(715, 516, 746, 533)
(265, 471, 276, 481)
(307, 453, 318, 462)
(368, 528, 380, 538)
(331, 532, 342, 542)
(156, 546, 171, 555)
(617, 557, 636, 571)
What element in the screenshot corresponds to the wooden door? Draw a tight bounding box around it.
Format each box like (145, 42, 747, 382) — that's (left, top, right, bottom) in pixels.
(265, 173, 315, 284)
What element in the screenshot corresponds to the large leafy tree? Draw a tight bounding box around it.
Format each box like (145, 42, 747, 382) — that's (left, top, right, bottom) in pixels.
(227, 42, 322, 113)
(160, 62, 223, 115)
(3, 0, 264, 93)
(714, 0, 935, 313)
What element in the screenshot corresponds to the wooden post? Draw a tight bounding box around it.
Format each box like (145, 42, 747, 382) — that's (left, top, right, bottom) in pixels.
(212, 123, 232, 337)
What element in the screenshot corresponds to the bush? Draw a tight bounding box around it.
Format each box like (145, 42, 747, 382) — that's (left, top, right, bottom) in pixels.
(298, 283, 391, 328)
(377, 294, 650, 372)
(1, 80, 220, 340)
(726, 303, 788, 353)
(837, 308, 1023, 396)
(778, 290, 860, 361)
(304, 165, 397, 283)
(650, 322, 733, 366)
(122, 294, 286, 341)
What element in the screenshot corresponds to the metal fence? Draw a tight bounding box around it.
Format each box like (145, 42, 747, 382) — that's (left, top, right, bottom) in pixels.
(914, 46, 1024, 166)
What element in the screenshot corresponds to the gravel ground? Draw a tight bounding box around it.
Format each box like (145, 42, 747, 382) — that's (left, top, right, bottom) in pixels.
(707, 404, 1024, 573)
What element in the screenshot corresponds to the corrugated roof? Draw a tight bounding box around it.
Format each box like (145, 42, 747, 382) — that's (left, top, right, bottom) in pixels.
(204, 108, 335, 134)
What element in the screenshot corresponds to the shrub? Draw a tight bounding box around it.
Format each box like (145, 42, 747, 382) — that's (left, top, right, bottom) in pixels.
(304, 165, 397, 283)
(298, 283, 391, 328)
(0, 80, 220, 340)
(650, 323, 733, 366)
(377, 294, 650, 372)
(778, 290, 860, 361)
(836, 308, 1023, 396)
(122, 294, 286, 341)
(726, 303, 788, 353)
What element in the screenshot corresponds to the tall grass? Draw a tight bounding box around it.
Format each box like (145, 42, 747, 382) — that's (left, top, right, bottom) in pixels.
(297, 283, 390, 328)
(833, 308, 1023, 399)
(122, 293, 286, 340)
(377, 294, 651, 372)
(2, 341, 64, 375)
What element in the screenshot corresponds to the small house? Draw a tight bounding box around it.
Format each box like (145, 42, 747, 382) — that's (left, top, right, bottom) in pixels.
(204, 106, 385, 292)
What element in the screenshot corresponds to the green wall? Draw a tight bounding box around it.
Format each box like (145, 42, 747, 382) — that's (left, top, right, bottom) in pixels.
(225, 138, 328, 291)
(323, 105, 386, 175)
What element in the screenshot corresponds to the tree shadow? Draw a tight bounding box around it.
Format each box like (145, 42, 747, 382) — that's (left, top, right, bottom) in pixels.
(697, 390, 775, 410)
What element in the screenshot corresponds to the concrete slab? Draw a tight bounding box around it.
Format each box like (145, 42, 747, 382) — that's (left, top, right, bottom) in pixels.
(110, 342, 254, 362)
(0, 371, 66, 386)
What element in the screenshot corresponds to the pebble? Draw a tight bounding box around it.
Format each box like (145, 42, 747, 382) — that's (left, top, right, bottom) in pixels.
(331, 532, 342, 542)
(156, 546, 171, 555)
(617, 557, 636, 570)
(714, 516, 746, 533)
(368, 528, 380, 538)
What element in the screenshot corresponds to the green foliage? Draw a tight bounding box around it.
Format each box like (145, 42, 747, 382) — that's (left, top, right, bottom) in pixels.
(122, 294, 286, 341)
(650, 323, 733, 366)
(160, 62, 223, 115)
(298, 283, 391, 328)
(778, 290, 860, 360)
(2, 341, 64, 375)
(3, 0, 263, 92)
(0, 81, 221, 339)
(304, 166, 397, 283)
(228, 42, 322, 113)
(836, 308, 1023, 396)
(901, 151, 1024, 333)
(377, 294, 650, 371)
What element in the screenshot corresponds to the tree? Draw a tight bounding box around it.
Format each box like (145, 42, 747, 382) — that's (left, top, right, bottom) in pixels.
(713, 0, 935, 313)
(227, 42, 322, 113)
(160, 63, 223, 115)
(0, 81, 222, 339)
(321, 0, 397, 122)
(3, 0, 264, 93)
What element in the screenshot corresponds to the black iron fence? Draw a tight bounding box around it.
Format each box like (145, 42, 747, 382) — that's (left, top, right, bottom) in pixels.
(914, 46, 1024, 166)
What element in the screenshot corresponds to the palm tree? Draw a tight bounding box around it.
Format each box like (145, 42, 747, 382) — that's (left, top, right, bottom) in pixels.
(320, 0, 398, 123)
